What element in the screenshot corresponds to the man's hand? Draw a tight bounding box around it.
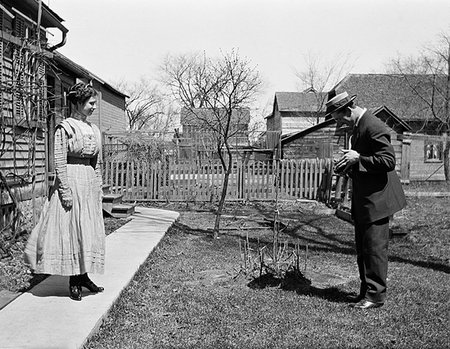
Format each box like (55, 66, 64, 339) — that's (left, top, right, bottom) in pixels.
(334, 149, 360, 174)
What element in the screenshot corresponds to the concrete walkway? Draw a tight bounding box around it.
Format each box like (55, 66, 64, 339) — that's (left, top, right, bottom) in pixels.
(0, 207, 179, 349)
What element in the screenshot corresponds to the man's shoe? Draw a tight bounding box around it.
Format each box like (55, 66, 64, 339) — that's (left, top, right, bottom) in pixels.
(348, 294, 365, 303)
(353, 300, 383, 309)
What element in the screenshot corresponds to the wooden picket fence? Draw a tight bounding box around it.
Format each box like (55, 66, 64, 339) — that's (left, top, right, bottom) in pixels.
(102, 158, 333, 202)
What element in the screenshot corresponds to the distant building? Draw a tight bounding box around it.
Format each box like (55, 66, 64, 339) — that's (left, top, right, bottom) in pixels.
(176, 107, 251, 160)
(266, 90, 327, 135)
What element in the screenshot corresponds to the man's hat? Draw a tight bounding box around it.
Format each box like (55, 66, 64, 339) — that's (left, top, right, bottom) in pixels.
(325, 91, 356, 117)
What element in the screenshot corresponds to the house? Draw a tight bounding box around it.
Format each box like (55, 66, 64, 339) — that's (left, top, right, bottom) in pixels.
(176, 107, 251, 161)
(266, 90, 327, 136)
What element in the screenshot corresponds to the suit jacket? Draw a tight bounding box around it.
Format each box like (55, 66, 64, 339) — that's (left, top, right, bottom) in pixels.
(350, 111, 406, 224)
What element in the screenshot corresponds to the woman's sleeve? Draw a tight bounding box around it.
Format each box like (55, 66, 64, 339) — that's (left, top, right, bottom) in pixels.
(91, 152, 103, 189)
(54, 127, 72, 201)
(90, 127, 103, 193)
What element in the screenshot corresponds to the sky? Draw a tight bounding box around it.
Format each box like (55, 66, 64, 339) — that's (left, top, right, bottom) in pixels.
(45, 0, 450, 115)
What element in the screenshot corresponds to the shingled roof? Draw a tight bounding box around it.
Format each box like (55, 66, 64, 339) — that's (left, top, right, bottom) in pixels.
(274, 91, 327, 112)
(332, 74, 447, 121)
(180, 107, 251, 125)
(53, 51, 128, 98)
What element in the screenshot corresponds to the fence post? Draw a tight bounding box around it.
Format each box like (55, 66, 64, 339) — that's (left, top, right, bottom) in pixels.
(325, 159, 334, 203)
(334, 175, 344, 203)
(400, 138, 411, 184)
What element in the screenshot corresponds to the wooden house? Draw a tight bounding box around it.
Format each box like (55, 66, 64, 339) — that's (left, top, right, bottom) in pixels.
(397, 132, 446, 181)
(266, 91, 327, 136)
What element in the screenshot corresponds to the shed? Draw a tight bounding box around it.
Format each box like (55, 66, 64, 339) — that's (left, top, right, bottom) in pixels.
(266, 91, 327, 135)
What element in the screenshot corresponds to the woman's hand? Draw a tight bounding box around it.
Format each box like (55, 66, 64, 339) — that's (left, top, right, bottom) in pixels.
(60, 190, 73, 210)
(62, 196, 73, 210)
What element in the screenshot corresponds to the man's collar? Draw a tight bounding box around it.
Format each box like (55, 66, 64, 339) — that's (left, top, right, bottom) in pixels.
(354, 108, 367, 127)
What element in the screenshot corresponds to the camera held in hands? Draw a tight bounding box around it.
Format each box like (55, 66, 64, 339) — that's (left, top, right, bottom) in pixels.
(333, 157, 349, 175)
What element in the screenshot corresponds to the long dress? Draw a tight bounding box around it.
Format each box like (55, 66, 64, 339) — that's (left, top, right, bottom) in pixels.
(24, 117, 105, 276)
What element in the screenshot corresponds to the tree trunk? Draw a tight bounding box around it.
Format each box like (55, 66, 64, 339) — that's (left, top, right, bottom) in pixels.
(444, 137, 450, 182)
(444, 41, 450, 181)
(213, 166, 231, 238)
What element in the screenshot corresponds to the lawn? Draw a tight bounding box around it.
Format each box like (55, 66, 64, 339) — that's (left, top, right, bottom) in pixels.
(84, 196, 450, 349)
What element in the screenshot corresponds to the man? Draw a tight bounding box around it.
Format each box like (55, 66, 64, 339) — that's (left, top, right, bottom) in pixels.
(325, 91, 406, 309)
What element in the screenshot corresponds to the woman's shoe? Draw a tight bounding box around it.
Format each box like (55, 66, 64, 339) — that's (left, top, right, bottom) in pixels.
(69, 275, 82, 301)
(80, 273, 104, 293)
(69, 285, 82, 301)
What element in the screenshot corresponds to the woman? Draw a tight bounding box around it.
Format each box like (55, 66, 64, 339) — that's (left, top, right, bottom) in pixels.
(24, 82, 105, 301)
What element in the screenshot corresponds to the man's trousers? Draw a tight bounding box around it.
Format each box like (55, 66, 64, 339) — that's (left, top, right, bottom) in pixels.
(354, 217, 390, 303)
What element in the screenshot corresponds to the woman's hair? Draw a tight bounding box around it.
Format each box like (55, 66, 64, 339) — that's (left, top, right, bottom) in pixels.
(67, 82, 97, 105)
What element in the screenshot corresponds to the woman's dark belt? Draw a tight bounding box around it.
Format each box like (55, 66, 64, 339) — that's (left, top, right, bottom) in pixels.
(67, 157, 92, 165)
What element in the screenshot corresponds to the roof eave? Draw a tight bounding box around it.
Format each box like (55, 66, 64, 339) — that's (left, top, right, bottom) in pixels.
(53, 51, 128, 98)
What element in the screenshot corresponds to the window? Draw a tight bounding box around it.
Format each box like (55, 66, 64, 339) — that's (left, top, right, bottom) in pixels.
(424, 141, 442, 162)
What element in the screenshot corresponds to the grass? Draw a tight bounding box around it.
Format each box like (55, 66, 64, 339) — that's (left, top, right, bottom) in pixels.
(84, 197, 450, 349)
(405, 180, 450, 192)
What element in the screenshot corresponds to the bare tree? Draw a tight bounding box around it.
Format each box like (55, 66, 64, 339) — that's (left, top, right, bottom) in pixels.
(160, 52, 211, 108)
(146, 103, 178, 134)
(161, 50, 263, 238)
(115, 78, 166, 131)
(386, 33, 450, 180)
(295, 51, 354, 124)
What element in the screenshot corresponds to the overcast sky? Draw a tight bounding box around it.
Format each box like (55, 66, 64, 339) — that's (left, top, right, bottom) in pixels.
(46, 0, 450, 113)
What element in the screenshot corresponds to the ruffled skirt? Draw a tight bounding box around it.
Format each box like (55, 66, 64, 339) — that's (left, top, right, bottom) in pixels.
(24, 162, 105, 275)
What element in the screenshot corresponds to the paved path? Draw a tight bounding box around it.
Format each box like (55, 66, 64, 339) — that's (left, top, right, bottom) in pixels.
(404, 191, 450, 197)
(0, 207, 179, 349)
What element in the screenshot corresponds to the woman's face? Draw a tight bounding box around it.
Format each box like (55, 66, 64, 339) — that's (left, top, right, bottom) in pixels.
(78, 96, 97, 117)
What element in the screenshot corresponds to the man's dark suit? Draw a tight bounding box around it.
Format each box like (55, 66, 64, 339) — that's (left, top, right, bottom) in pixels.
(350, 110, 406, 303)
